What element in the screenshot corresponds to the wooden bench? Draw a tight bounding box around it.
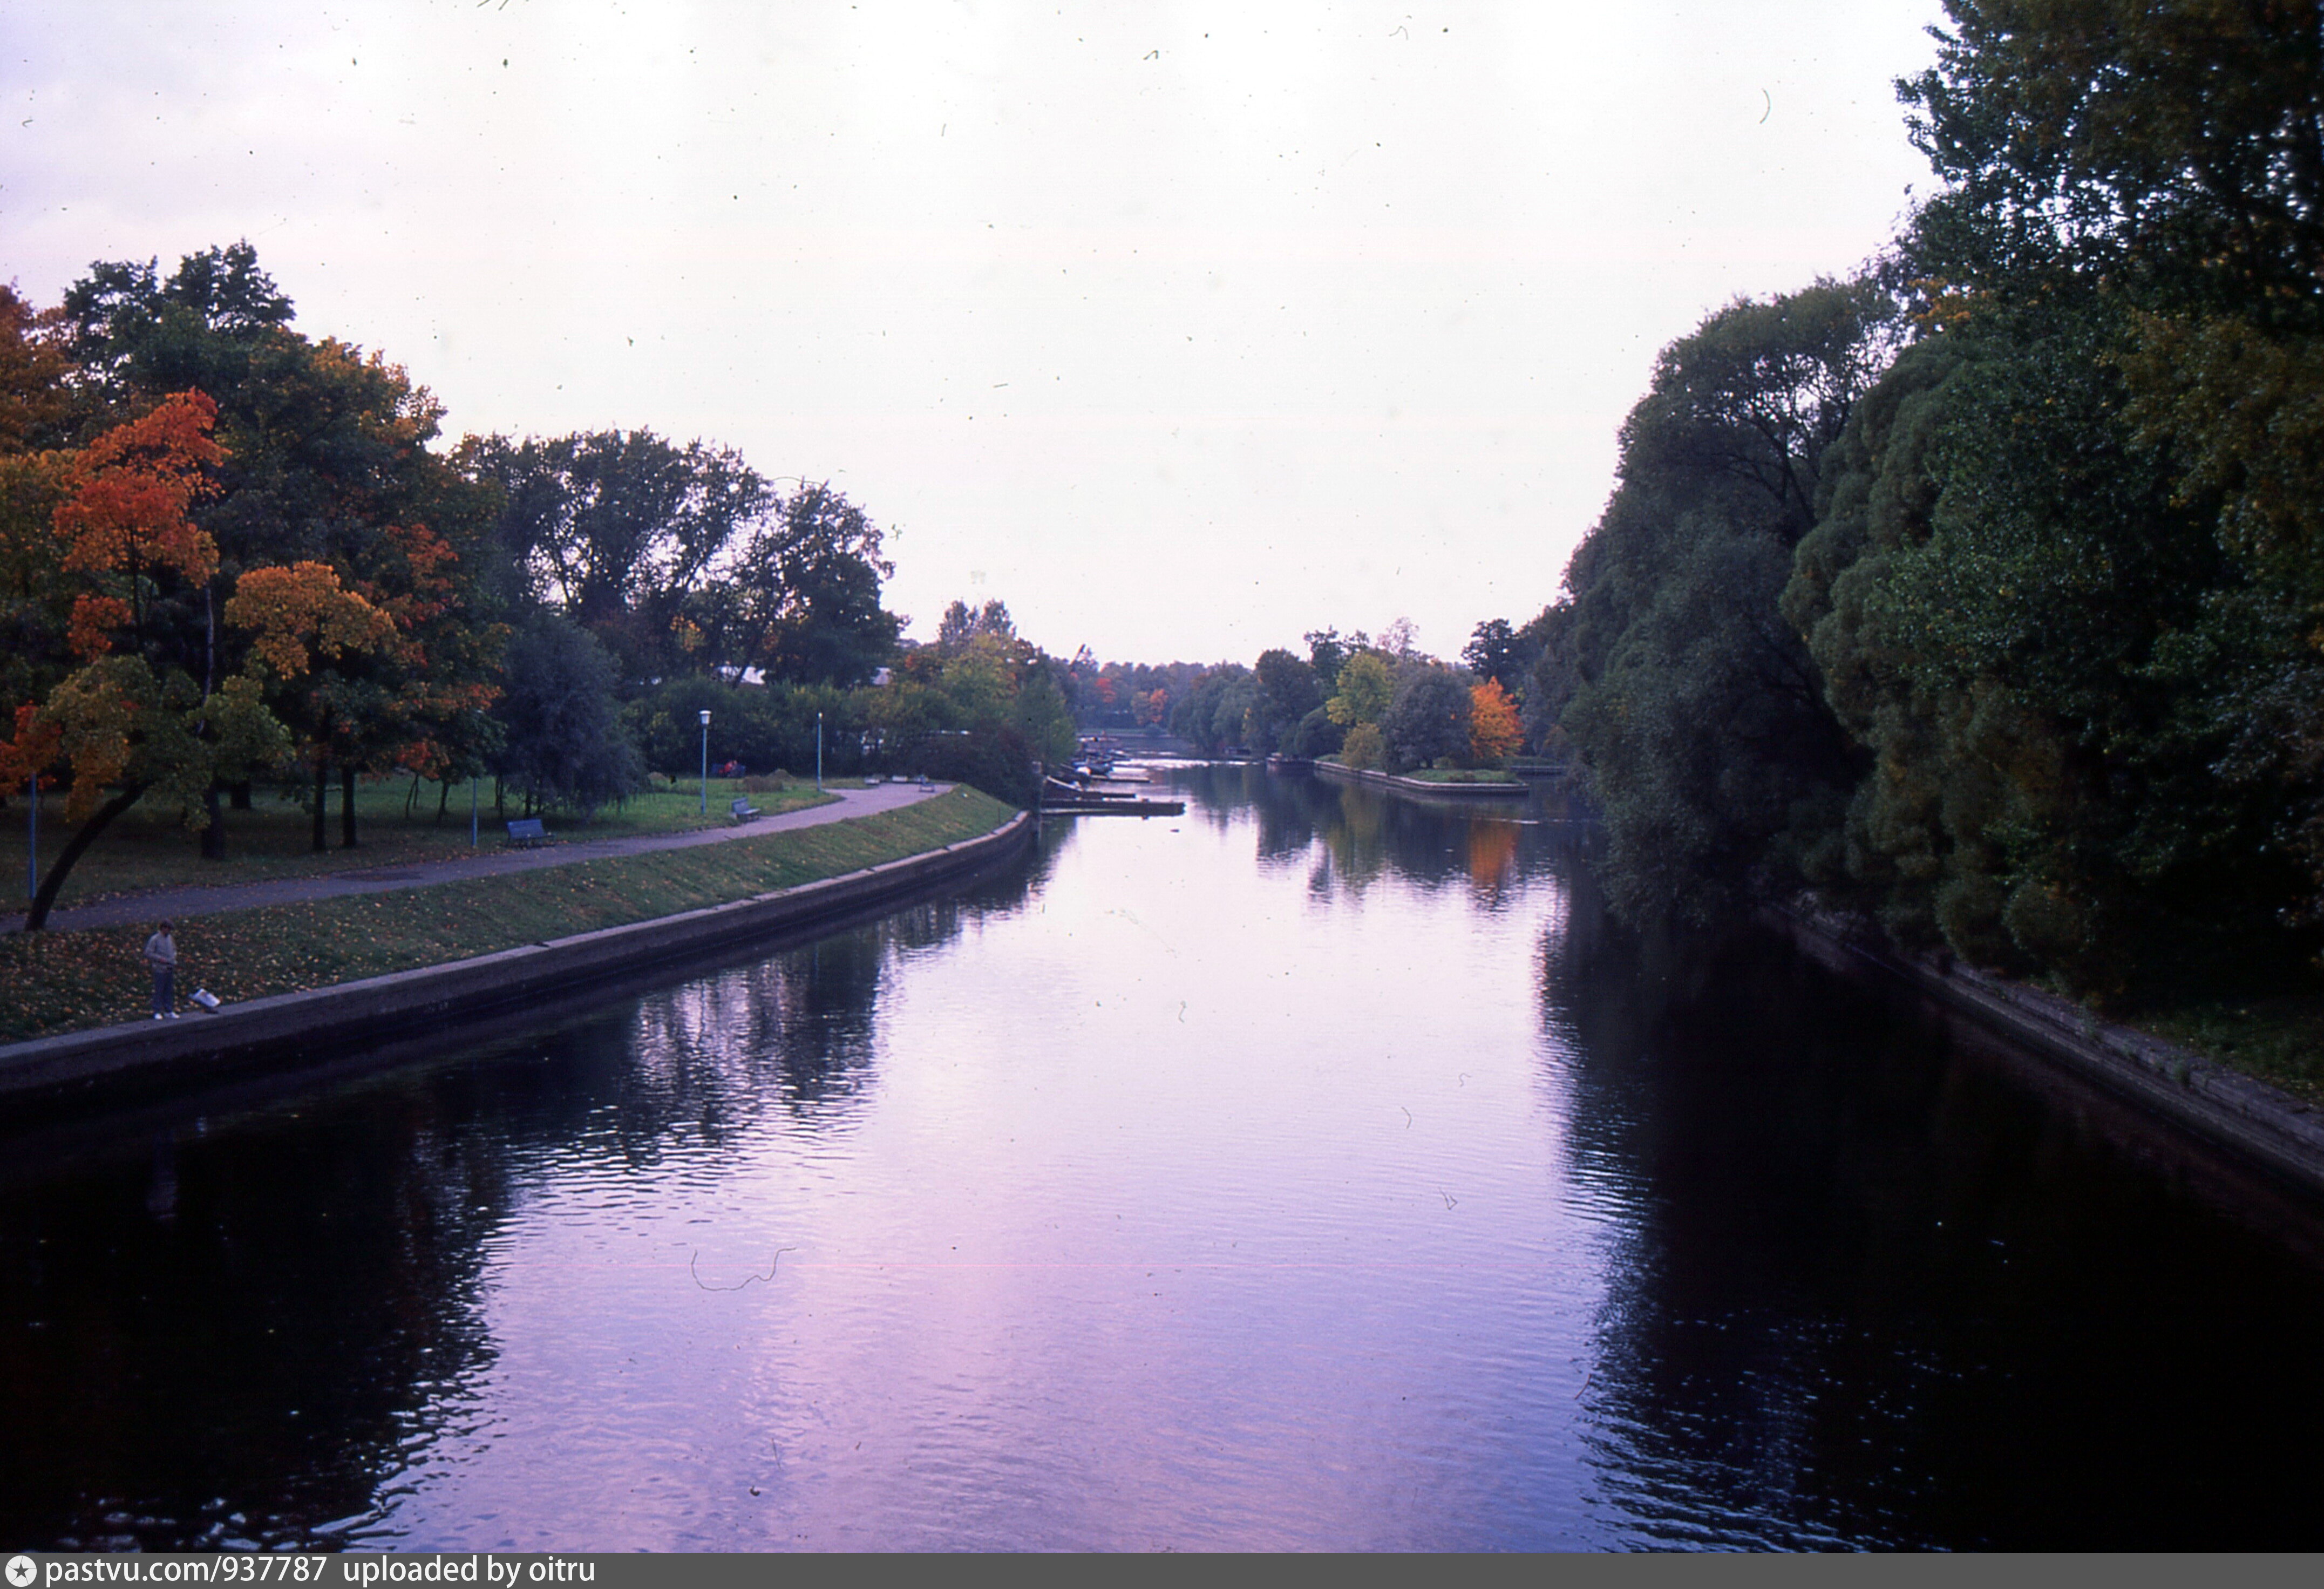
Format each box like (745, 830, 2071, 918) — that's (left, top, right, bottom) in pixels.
(729, 796, 762, 823)
(506, 817, 551, 847)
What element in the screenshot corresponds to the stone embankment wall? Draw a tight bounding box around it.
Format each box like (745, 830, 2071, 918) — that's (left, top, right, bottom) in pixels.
(1310, 762, 1527, 797)
(1767, 905, 2324, 1200)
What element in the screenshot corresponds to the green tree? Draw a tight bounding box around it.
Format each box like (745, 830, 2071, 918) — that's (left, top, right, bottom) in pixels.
(463, 427, 770, 680)
(1383, 664, 1472, 772)
(1552, 279, 1892, 922)
(494, 612, 645, 819)
(1462, 617, 1537, 692)
(1324, 650, 1394, 729)
(1245, 647, 1322, 753)
(699, 480, 901, 686)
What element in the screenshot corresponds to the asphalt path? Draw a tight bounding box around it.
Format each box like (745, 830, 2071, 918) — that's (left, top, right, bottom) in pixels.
(5, 782, 957, 934)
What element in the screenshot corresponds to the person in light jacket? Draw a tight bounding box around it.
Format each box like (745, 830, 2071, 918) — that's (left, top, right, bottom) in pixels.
(143, 920, 178, 1021)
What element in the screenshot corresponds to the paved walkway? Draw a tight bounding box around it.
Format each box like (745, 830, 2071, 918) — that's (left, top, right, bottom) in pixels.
(5, 782, 956, 934)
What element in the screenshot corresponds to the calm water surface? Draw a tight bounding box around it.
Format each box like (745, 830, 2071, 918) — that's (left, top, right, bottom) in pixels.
(6, 765, 2324, 1550)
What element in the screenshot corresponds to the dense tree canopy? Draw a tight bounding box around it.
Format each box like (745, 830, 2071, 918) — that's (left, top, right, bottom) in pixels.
(0, 240, 1023, 919)
(1524, 0, 2324, 1000)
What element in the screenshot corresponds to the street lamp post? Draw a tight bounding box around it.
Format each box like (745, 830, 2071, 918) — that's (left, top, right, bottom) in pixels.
(470, 772, 479, 848)
(699, 710, 712, 815)
(816, 710, 824, 792)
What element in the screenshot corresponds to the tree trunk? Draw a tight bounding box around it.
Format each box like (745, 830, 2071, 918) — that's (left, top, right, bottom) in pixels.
(229, 780, 253, 811)
(495, 777, 505, 821)
(340, 765, 359, 848)
(200, 783, 226, 861)
(435, 778, 452, 826)
(312, 760, 328, 852)
(24, 785, 147, 931)
(405, 772, 421, 821)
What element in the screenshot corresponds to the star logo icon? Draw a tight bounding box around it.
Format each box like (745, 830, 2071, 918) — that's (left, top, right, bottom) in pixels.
(6, 1555, 37, 1588)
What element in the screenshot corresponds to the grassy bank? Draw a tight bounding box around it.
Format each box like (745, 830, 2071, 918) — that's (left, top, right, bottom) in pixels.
(2126, 995, 2324, 1109)
(0, 775, 840, 915)
(0, 787, 1016, 1044)
(1398, 768, 1521, 785)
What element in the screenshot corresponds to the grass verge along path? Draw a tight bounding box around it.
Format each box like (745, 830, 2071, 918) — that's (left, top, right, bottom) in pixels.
(0, 776, 837, 914)
(0, 788, 1016, 1044)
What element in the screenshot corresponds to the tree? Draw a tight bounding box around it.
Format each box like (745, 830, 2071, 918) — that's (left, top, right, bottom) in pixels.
(1168, 665, 1254, 755)
(1324, 650, 1394, 730)
(1839, 1, 2324, 986)
(1304, 627, 1349, 694)
(1383, 664, 1472, 772)
(1552, 278, 1893, 923)
(1245, 647, 1322, 753)
(708, 480, 901, 686)
(60, 246, 505, 854)
(1286, 705, 1345, 759)
(1462, 619, 1536, 692)
(494, 613, 645, 819)
(935, 597, 1017, 650)
(1469, 678, 1523, 763)
(463, 428, 771, 679)
(2, 392, 290, 928)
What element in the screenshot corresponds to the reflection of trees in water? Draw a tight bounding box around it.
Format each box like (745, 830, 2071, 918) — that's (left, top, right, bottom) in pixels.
(1465, 819, 1520, 899)
(1540, 886, 2324, 1548)
(0, 1085, 513, 1551)
(1252, 770, 1339, 865)
(1218, 769, 1601, 905)
(628, 929, 888, 1143)
(0, 845, 1046, 1554)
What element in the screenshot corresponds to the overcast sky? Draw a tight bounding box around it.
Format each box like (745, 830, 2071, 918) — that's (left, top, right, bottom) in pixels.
(8, 1, 1945, 664)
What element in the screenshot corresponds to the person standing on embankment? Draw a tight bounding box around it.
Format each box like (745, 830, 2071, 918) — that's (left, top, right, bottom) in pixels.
(143, 920, 178, 1020)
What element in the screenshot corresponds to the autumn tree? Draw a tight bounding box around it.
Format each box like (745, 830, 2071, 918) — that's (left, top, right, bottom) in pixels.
(2, 392, 290, 927)
(1469, 678, 1523, 764)
(61, 246, 505, 851)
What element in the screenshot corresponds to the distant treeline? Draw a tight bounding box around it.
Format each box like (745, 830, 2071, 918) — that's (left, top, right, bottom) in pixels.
(1139, 3, 2324, 1003)
(0, 249, 1074, 926)
(1066, 619, 1524, 776)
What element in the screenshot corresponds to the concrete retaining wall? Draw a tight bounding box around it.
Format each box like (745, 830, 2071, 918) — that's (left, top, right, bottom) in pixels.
(1765, 905, 2324, 1200)
(1312, 760, 1526, 797)
(0, 810, 1034, 1110)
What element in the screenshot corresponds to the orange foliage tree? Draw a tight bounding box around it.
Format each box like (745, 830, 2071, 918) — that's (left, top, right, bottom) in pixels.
(3, 392, 290, 928)
(1469, 677, 1523, 764)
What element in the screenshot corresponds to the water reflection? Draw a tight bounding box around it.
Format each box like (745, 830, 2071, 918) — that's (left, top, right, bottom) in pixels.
(1, 766, 2320, 1549)
(1547, 877, 2324, 1548)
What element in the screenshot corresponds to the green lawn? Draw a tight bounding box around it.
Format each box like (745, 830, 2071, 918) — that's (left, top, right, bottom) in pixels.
(2128, 993, 2324, 1109)
(1396, 767, 1523, 785)
(0, 775, 835, 915)
(0, 786, 1016, 1043)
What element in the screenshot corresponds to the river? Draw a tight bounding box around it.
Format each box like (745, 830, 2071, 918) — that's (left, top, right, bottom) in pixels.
(5, 763, 2323, 1550)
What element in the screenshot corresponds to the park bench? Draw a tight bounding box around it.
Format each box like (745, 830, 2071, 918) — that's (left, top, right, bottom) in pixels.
(730, 796, 762, 823)
(506, 817, 551, 847)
